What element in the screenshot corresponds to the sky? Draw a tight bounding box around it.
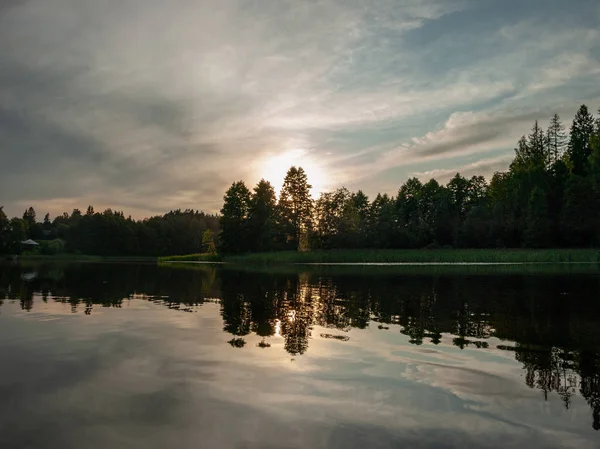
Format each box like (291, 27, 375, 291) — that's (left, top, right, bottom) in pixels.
(1, 0, 599, 219)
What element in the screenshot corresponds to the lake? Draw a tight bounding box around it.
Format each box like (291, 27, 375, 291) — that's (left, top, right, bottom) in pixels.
(0, 262, 598, 448)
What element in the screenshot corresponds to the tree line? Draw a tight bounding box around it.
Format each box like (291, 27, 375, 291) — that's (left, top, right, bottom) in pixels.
(2, 104, 599, 256)
(220, 104, 600, 252)
(0, 206, 219, 256)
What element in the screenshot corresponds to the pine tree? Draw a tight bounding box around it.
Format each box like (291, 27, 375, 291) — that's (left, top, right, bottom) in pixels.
(278, 167, 313, 251)
(447, 173, 470, 220)
(22, 207, 36, 229)
(219, 181, 252, 254)
(511, 136, 530, 171)
(567, 104, 595, 175)
(546, 114, 567, 164)
(528, 120, 547, 169)
(248, 179, 279, 252)
(43, 213, 51, 231)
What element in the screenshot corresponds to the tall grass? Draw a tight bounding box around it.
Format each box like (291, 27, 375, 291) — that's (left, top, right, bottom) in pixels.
(158, 253, 220, 263)
(26, 249, 599, 266)
(223, 249, 600, 265)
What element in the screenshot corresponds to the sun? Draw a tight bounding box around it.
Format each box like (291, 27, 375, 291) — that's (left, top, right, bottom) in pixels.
(258, 149, 327, 197)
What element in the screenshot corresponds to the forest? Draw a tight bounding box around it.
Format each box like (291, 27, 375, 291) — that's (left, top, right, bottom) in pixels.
(0, 207, 219, 256)
(1, 104, 599, 256)
(220, 105, 600, 253)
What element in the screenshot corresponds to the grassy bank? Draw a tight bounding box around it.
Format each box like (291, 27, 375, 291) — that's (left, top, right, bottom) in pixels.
(157, 253, 220, 263)
(221, 249, 600, 265)
(12, 249, 600, 267)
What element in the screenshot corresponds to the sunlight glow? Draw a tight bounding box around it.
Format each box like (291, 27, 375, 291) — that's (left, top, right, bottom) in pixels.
(274, 319, 282, 337)
(257, 149, 327, 197)
(287, 310, 296, 323)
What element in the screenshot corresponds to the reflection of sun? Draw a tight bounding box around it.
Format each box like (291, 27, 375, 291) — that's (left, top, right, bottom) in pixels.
(258, 149, 327, 197)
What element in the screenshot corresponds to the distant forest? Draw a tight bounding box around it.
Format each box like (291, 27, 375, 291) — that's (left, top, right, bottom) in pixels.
(220, 104, 600, 253)
(1, 104, 599, 256)
(0, 207, 220, 256)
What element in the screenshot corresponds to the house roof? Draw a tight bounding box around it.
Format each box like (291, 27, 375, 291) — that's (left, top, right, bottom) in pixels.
(21, 239, 39, 245)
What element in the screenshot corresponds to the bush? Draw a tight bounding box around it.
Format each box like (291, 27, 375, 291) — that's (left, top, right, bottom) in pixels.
(39, 239, 66, 255)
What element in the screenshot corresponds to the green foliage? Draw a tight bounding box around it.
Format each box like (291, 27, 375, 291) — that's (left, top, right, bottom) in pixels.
(1, 207, 219, 256)
(4, 105, 600, 258)
(314, 187, 361, 249)
(202, 229, 216, 255)
(224, 249, 600, 264)
(38, 239, 66, 255)
(524, 187, 550, 248)
(22, 206, 44, 239)
(547, 113, 567, 164)
(561, 176, 599, 246)
(22, 206, 36, 228)
(214, 104, 600, 252)
(568, 104, 595, 175)
(248, 179, 281, 252)
(219, 181, 252, 254)
(8, 217, 26, 253)
(278, 166, 313, 250)
(590, 126, 600, 192)
(158, 253, 220, 262)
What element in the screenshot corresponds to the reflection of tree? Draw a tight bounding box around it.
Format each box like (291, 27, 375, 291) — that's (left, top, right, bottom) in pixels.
(0, 262, 219, 315)
(221, 270, 600, 430)
(221, 292, 252, 336)
(2, 263, 600, 430)
(278, 276, 312, 356)
(514, 345, 600, 430)
(579, 351, 600, 431)
(220, 270, 280, 338)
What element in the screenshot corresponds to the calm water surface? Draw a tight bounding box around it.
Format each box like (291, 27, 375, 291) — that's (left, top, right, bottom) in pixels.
(0, 262, 599, 449)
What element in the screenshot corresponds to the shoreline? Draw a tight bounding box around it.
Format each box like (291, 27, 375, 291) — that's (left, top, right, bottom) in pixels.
(160, 249, 600, 265)
(4, 249, 599, 266)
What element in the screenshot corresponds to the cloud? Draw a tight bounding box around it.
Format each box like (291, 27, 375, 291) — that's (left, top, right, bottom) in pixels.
(410, 155, 515, 184)
(0, 0, 599, 217)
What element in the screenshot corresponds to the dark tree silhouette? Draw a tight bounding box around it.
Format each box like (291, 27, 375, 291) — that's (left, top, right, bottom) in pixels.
(219, 181, 252, 254)
(278, 166, 313, 251)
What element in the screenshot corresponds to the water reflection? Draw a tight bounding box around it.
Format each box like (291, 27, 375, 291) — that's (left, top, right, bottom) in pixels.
(0, 262, 599, 431)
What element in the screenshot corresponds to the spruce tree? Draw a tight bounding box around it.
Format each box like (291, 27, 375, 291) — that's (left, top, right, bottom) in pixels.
(248, 179, 279, 252)
(546, 114, 567, 164)
(278, 167, 313, 251)
(219, 181, 252, 254)
(568, 105, 595, 175)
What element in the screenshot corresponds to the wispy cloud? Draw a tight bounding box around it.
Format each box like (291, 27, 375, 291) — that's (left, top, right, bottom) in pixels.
(410, 155, 515, 184)
(1, 0, 599, 217)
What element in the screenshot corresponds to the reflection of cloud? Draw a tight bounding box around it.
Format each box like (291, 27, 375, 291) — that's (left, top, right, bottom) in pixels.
(1, 1, 600, 216)
(0, 290, 597, 448)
